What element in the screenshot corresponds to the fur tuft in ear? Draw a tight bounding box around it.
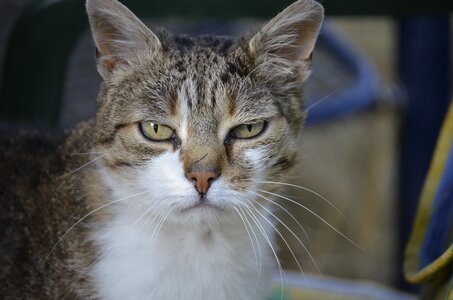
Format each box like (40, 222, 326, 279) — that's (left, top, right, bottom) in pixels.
(86, 0, 161, 79)
(249, 0, 324, 85)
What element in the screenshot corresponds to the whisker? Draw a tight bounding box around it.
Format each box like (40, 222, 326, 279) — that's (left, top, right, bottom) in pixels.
(141, 206, 168, 258)
(44, 190, 148, 264)
(259, 189, 365, 252)
(143, 207, 166, 254)
(142, 204, 166, 238)
(118, 203, 160, 244)
(130, 202, 159, 229)
(146, 208, 172, 249)
(248, 190, 310, 243)
(237, 206, 263, 290)
(304, 85, 347, 113)
(233, 206, 261, 288)
(70, 151, 104, 156)
(249, 192, 321, 276)
(249, 180, 350, 228)
(58, 154, 105, 179)
(250, 191, 323, 276)
(242, 206, 285, 300)
(248, 201, 308, 284)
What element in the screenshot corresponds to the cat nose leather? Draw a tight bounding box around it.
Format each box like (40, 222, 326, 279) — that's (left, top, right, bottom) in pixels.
(187, 171, 218, 194)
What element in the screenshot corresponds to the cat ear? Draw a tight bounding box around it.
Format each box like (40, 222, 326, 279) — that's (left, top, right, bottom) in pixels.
(248, 0, 323, 84)
(86, 0, 161, 79)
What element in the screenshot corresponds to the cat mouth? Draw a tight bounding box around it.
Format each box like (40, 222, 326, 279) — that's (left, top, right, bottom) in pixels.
(180, 201, 223, 213)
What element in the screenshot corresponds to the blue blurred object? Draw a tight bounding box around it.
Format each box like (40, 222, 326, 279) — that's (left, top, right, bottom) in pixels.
(305, 23, 379, 125)
(420, 142, 453, 268)
(398, 17, 451, 290)
(403, 102, 453, 299)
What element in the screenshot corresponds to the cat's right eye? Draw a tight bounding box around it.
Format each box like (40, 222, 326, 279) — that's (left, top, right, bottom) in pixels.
(139, 121, 175, 141)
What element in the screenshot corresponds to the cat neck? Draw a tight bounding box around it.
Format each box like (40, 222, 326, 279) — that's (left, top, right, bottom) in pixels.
(90, 199, 276, 300)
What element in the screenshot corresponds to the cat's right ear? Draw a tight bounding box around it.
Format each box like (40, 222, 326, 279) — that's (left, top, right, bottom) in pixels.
(86, 0, 161, 79)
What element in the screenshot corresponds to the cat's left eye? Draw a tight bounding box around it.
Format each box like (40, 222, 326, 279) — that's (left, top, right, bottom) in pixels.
(140, 121, 175, 141)
(230, 121, 267, 139)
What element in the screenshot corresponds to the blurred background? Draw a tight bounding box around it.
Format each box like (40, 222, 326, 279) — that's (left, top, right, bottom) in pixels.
(0, 0, 452, 298)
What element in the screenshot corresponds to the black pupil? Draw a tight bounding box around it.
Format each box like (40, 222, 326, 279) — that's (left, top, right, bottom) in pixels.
(247, 124, 253, 132)
(153, 124, 159, 133)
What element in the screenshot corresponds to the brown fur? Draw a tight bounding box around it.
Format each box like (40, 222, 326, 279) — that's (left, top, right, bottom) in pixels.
(0, 123, 97, 298)
(0, 0, 323, 297)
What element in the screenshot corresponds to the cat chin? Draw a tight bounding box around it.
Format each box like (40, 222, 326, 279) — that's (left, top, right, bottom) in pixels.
(179, 201, 224, 214)
(167, 204, 236, 227)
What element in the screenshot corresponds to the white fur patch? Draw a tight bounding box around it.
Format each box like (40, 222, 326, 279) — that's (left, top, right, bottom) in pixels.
(178, 85, 190, 144)
(93, 150, 276, 299)
(245, 147, 268, 177)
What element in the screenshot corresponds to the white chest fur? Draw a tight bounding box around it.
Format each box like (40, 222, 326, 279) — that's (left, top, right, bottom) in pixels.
(91, 211, 275, 300)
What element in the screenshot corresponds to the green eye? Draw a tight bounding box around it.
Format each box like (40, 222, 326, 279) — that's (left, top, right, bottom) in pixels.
(230, 121, 266, 139)
(140, 121, 174, 141)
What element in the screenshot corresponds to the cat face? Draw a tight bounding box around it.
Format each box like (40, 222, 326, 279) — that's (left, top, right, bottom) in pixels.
(87, 0, 323, 225)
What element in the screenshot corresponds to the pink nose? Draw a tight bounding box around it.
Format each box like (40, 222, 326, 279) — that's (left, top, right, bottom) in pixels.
(187, 171, 219, 194)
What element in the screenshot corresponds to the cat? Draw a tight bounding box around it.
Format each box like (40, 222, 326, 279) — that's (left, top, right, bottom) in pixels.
(0, 0, 323, 298)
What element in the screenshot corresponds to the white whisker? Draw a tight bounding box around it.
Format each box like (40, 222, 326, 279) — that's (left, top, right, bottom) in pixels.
(248, 190, 310, 243)
(250, 179, 350, 228)
(238, 205, 264, 290)
(249, 192, 321, 277)
(304, 85, 346, 113)
(259, 189, 365, 252)
(70, 151, 104, 156)
(44, 190, 147, 264)
(242, 206, 285, 300)
(248, 200, 308, 283)
(148, 208, 172, 248)
(142, 204, 166, 240)
(58, 154, 105, 179)
(233, 206, 261, 289)
(130, 202, 159, 229)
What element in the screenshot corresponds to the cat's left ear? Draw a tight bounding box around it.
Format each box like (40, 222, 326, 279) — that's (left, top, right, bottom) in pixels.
(86, 0, 161, 79)
(248, 0, 323, 84)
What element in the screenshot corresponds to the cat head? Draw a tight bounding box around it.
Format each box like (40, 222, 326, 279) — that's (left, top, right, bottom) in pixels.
(86, 0, 323, 225)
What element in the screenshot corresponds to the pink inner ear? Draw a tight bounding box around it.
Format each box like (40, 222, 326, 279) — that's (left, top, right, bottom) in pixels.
(101, 57, 118, 72)
(96, 40, 119, 72)
(87, 0, 162, 80)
